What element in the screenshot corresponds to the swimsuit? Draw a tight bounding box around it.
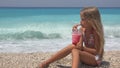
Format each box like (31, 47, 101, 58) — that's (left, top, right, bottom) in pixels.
(83, 32, 102, 65)
(83, 32, 95, 48)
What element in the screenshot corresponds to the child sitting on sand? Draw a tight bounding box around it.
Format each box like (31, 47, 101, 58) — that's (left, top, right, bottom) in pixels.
(40, 7, 104, 68)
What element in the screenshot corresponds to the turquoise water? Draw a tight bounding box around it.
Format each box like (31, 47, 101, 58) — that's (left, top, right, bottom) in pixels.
(0, 8, 120, 52)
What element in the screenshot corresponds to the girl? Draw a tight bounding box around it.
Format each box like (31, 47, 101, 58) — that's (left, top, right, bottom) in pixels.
(40, 7, 104, 68)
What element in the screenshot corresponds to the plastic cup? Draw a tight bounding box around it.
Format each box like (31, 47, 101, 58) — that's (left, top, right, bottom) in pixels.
(72, 29, 81, 45)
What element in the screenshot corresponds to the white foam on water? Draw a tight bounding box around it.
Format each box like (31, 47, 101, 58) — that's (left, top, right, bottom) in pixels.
(0, 37, 120, 53)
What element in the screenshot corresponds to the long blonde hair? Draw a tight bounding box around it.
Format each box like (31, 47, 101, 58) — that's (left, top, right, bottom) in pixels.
(81, 7, 104, 57)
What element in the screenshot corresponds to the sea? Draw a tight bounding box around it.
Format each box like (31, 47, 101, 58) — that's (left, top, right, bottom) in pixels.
(0, 7, 120, 53)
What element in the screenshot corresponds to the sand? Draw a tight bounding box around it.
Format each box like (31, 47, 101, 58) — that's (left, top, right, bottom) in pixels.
(0, 51, 120, 68)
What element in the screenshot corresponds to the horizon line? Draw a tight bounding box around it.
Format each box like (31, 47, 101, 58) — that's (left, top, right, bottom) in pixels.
(0, 7, 120, 9)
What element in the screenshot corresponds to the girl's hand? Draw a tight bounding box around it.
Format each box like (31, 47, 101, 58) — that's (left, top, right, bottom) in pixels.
(75, 42, 82, 50)
(72, 24, 80, 31)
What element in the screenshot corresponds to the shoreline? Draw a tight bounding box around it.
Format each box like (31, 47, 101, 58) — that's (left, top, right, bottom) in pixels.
(0, 51, 120, 68)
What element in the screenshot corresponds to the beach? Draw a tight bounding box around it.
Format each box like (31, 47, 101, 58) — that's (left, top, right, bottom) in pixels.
(0, 8, 120, 53)
(0, 51, 120, 68)
(0, 8, 120, 68)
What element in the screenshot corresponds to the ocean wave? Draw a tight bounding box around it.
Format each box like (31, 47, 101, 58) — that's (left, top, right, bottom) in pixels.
(0, 31, 62, 40)
(104, 26, 120, 38)
(0, 25, 120, 40)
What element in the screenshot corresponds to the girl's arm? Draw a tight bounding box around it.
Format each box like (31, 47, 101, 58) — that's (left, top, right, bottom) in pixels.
(82, 28, 97, 55)
(83, 46, 97, 55)
(75, 34, 83, 50)
(83, 31, 101, 55)
(74, 27, 83, 50)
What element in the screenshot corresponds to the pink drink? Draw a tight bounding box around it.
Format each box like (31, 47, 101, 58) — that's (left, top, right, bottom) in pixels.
(72, 30, 81, 45)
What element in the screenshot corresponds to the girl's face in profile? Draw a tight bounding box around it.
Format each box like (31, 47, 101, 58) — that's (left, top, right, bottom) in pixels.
(80, 13, 87, 28)
(80, 13, 91, 29)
